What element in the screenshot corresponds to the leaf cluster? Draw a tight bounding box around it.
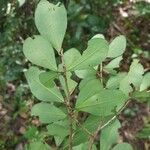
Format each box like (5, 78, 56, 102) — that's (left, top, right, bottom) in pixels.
(23, 1, 150, 149)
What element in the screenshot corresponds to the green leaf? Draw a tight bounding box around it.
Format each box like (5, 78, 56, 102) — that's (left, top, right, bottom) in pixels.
(64, 48, 81, 69)
(119, 77, 132, 96)
(76, 79, 127, 116)
(112, 143, 133, 150)
(31, 102, 66, 124)
(54, 136, 64, 147)
(47, 120, 69, 138)
(127, 60, 144, 87)
(18, 0, 25, 7)
(136, 125, 150, 139)
(100, 119, 121, 150)
(92, 34, 105, 39)
(69, 38, 109, 70)
(73, 142, 97, 150)
(140, 72, 150, 91)
(131, 90, 150, 102)
(107, 35, 126, 58)
(73, 116, 114, 148)
(35, 0, 67, 51)
(25, 67, 63, 102)
(23, 36, 57, 70)
(106, 73, 127, 89)
(79, 76, 97, 90)
(24, 126, 39, 140)
(120, 60, 144, 95)
(76, 89, 127, 116)
(75, 67, 98, 89)
(76, 79, 103, 108)
(26, 141, 51, 150)
(105, 56, 122, 69)
(59, 72, 77, 95)
(75, 68, 97, 79)
(73, 115, 100, 146)
(39, 71, 59, 87)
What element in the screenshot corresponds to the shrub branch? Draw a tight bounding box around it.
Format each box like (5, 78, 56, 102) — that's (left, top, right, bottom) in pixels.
(88, 100, 131, 150)
(60, 49, 73, 150)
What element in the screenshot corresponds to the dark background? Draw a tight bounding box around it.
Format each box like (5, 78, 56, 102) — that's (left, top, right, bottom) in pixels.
(0, 0, 150, 150)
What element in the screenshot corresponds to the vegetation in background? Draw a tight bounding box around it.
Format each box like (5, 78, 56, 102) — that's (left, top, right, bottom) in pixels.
(0, 0, 149, 150)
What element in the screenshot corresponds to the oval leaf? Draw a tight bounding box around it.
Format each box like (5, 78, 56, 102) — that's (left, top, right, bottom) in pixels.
(64, 48, 81, 69)
(31, 102, 66, 123)
(47, 121, 69, 138)
(107, 35, 126, 58)
(25, 67, 63, 102)
(76, 79, 103, 108)
(140, 72, 150, 91)
(106, 73, 127, 89)
(120, 60, 144, 95)
(69, 38, 109, 71)
(76, 89, 127, 116)
(23, 36, 57, 70)
(105, 56, 122, 69)
(35, 0, 67, 51)
(39, 71, 59, 87)
(75, 68, 97, 79)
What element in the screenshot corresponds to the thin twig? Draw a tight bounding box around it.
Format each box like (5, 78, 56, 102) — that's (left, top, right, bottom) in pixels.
(100, 63, 103, 85)
(59, 49, 73, 150)
(100, 100, 130, 130)
(74, 117, 93, 137)
(59, 50, 94, 149)
(88, 100, 131, 150)
(96, 63, 104, 86)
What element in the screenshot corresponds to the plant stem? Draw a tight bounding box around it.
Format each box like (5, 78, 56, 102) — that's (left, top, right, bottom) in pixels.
(59, 50, 94, 149)
(100, 63, 103, 85)
(60, 49, 73, 150)
(74, 117, 93, 137)
(88, 100, 130, 150)
(96, 63, 103, 85)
